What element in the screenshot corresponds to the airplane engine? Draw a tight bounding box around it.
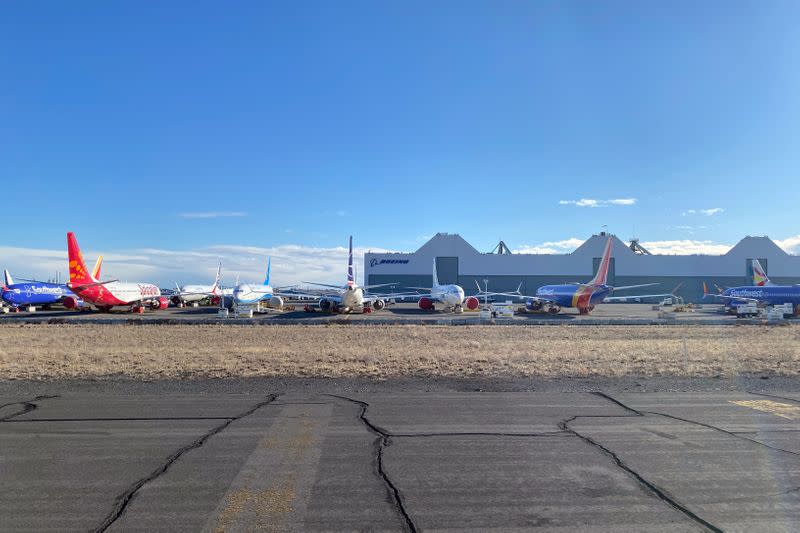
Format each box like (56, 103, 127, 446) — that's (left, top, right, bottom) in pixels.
(373, 299, 385, 310)
(418, 297, 434, 310)
(151, 297, 169, 310)
(210, 296, 221, 306)
(465, 296, 479, 310)
(268, 296, 284, 309)
(527, 300, 543, 312)
(63, 296, 79, 310)
(171, 295, 183, 306)
(319, 299, 332, 311)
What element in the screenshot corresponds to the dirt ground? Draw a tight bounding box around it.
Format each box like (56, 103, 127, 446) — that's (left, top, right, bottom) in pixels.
(0, 323, 798, 380)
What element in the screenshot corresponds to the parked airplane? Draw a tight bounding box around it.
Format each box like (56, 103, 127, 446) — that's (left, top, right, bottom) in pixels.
(407, 259, 484, 313)
(704, 261, 800, 315)
(1, 257, 103, 310)
(172, 263, 223, 306)
(300, 236, 401, 313)
(65, 232, 169, 312)
(510, 237, 657, 314)
(231, 258, 289, 309)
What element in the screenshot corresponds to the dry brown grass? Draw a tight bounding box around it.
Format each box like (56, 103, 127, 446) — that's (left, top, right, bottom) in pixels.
(0, 324, 798, 380)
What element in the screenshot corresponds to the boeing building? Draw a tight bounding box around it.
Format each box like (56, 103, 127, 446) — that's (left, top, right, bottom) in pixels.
(365, 232, 800, 302)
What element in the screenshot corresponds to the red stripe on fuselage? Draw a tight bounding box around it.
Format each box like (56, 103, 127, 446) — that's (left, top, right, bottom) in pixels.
(571, 286, 594, 309)
(71, 284, 127, 306)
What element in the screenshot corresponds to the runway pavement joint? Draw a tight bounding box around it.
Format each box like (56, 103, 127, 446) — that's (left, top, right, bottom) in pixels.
(92, 393, 280, 533)
(325, 394, 419, 533)
(0, 395, 59, 421)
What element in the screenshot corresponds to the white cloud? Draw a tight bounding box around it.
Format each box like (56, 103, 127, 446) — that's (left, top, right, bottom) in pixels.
(559, 198, 636, 208)
(179, 211, 248, 219)
(0, 243, 398, 288)
(514, 237, 584, 254)
(607, 198, 637, 206)
(775, 235, 800, 254)
(682, 208, 724, 217)
(638, 240, 731, 255)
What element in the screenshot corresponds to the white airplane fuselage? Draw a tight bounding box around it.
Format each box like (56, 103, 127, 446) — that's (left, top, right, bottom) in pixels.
(233, 283, 274, 304)
(431, 284, 465, 308)
(341, 286, 364, 311)
(177, 284, 216, 303)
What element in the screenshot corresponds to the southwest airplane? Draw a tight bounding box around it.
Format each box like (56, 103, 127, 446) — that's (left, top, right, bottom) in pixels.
(66, 232, 168, 312)
(408, 259, 484, 313)
(514, 237, 656, 314)
(1, 257, 102, 310)
(300, 236, 402, 313)
(704, 259, 800, 315)
(172, 263, 223, 306)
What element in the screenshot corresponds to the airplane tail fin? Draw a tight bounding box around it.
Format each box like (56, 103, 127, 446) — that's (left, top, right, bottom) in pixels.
(4, 269, 14, 287)
(212, 262, 222, 293)
(588, 237, 613, 287)
(346, 236, 355, 287)
(91, 255, 103, 282)
(67, 232, 93, 285)
(263, 258, 271, 286)
(752, 259, 772, 286)
(702, 281, 717, 298)
(432, 258, 439, 288)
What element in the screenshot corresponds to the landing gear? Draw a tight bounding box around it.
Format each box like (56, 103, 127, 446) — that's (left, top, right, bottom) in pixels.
(454, 305, 463, 314)
(97, 306, 112, 313)
(530, 301, 543, 312)
(547, 305, 561, 314)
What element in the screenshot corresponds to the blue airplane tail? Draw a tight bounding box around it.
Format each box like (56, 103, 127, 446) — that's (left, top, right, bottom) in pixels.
(347, 235, 354, 287)
(264, 257, 271, 286)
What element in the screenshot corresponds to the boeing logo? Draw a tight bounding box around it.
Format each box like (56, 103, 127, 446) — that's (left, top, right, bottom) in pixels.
(369, 259, 409, 267)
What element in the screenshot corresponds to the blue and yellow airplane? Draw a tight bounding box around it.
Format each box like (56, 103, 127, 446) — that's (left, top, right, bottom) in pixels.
(1, 257, 102, 310)
(509, 237, 659, 315)
(704, 259, 800, 315)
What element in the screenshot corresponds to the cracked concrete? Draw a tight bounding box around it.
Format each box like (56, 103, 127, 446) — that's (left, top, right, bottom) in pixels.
(3, 389, 800, 531)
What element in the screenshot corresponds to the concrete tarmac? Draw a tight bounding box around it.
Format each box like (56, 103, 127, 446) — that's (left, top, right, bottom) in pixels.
(0, 302, 772, 326)
(3, 390, 800, 531)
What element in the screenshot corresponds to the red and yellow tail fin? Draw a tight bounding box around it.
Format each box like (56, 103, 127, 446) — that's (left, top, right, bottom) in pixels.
(91, 255, 103, 281)
(67, 232, 92, 285)
(752, 259, 771, 286)
(589, 237, 613, 286)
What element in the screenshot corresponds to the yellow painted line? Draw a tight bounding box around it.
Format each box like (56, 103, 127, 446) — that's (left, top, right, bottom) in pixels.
(730, 400, 800, 420)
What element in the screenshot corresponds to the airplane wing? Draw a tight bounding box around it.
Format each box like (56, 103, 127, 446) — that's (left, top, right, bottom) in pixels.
(604, 292, 675, 302)
(362, 283, 398, 290)
(302, 282, 345, 290)
(68, 279, 119, 291)
(610, 283, 659, 291)
(705, 293, 760, 303)
(363, 291, 423, 302)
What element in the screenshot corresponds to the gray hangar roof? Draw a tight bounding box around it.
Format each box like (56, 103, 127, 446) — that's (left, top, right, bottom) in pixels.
(364, 233, 800, 278)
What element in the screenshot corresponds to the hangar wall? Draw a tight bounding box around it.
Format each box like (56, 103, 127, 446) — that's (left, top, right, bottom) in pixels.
(364, 233, 800, 302)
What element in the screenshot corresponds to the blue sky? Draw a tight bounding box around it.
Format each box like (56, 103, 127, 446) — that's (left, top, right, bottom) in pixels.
(2, 1, 799, 283)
